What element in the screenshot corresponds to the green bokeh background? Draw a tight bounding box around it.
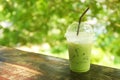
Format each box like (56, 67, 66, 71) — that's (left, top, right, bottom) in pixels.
(0, 0, 120, 68)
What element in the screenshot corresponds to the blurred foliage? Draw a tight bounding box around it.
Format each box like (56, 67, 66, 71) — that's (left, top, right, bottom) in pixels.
(0, 0, 120, 68)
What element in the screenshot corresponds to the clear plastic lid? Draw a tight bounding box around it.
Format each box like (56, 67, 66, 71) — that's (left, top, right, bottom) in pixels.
(65, 22, 94, 43)
(66, 22, 93, 34)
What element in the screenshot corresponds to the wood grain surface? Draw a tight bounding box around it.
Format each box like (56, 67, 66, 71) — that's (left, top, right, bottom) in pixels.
(0, 48, 120, 80)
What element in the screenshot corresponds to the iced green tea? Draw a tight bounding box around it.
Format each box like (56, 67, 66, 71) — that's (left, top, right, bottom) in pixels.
(65, 22, 94, 73)
(68, 42, 92, 72)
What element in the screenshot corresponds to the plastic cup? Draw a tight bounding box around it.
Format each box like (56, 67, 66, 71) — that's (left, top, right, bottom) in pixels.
(65, 22, 94, 73)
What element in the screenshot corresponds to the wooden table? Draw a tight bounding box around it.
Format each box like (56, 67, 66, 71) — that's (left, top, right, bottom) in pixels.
(0, 48, 120, 80)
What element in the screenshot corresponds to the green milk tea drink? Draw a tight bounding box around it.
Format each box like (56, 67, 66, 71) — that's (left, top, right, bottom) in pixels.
(65, 22, 94, 72)
(68, 42, 92, 72)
